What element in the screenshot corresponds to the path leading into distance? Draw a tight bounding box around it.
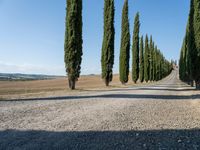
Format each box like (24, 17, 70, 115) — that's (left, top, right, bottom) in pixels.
(1, 70, 200, 149)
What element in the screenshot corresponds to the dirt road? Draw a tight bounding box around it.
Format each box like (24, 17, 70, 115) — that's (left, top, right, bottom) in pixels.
(0, 70, 200, 149)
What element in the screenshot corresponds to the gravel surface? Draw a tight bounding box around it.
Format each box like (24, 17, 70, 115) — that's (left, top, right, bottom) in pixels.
(0, 70, 200, 150)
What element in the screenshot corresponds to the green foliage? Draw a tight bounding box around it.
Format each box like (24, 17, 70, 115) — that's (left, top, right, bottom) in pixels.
(144, 35, 149, 82)
(101, 0, 115, 86)
(179, 46, 184, 80)
(153, 44, 156, 81)
(149, 36, 154, 81)
(142, 35, 172, 82)
(64, 1, 172, 88)
(185, 0, 194, 84)
(64, 0, 83, 90)
(119, 0, 130, 84)
(193, 0, 200, 88)
(139, 36, 144, 82)
(179, 0, 200, 89)
(154, 46, 159, 81)
(132, 12, 140, 83)
(179, 35, 189, 82)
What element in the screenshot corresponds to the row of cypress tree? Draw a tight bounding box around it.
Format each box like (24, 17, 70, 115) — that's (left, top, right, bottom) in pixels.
(119, 0, 172, 85)
(64, 0, 172, 89)
(179, 0, 200, 89)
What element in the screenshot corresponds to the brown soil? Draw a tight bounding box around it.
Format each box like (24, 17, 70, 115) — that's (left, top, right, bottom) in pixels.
(0, 74, 146, 100)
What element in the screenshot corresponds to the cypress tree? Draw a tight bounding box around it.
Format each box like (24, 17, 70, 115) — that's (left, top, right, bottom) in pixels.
(154, 46, 158, 81)
(184, 37, 188, 82)
(179, 36, 188, 82)
(180, 0, 196, 87)
(64, 0, 83, 90)
(179, 43, 184, 81)
(158, 50, 163, 80)
(144, 35, 149, 82)
(184, 32, 190, 83)
(149, 36, 153, 81)
(119, 0, 130, 84)
(132, 12, 140, 83)
(159, 54, 163, 80)
(156, 49, 160, 81)
(193, 0, 200, 89)
(139, 36, 144, 82)
(152, 44, 156, 81)
(101, 0, 115, 86)
(185, 1, 194, 86)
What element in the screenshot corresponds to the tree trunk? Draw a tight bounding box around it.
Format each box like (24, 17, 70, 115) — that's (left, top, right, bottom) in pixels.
(190, 80, 194, 87)
(71, 79, 75, 90)
(195, 80, 200, 90)
(68, 78, 76, 90)
(68, 78, 72, 89)
(105, 78, 109, 87)
(121, 82, 126, 85)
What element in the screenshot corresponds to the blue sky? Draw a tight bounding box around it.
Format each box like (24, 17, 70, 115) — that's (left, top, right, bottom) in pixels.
(0, 0, 190, 75)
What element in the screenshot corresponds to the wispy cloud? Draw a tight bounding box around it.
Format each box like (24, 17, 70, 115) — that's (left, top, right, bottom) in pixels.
(0, 62, 103, 75)
(0, 62, 65, 75)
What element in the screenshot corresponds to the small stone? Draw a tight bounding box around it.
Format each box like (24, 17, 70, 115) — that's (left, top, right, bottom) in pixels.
(143, 143, 147, 147)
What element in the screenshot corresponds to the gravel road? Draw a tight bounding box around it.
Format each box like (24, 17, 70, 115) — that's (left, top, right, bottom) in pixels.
(1, 70, 200, 150)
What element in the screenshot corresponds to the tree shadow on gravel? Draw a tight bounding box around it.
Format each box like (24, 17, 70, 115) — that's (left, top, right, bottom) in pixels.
(80, 86, 196, 92)
(1, 93, 200, 102)
(134, 87, 196, 92)
(153, 85, 192, 88)
(0, 129, 200, 150)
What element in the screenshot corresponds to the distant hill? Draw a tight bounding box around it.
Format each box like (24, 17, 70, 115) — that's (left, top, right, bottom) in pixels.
(0, 73, 65, 81)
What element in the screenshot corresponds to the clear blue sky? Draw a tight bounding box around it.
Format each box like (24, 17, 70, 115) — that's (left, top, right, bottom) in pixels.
(0, 0, 190, 75)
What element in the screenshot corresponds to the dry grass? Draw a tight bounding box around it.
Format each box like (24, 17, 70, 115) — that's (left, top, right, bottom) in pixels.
(0, 74, 151, 100)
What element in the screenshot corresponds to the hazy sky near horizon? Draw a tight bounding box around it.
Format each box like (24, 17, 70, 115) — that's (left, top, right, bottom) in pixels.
(0, 0, 190, 75)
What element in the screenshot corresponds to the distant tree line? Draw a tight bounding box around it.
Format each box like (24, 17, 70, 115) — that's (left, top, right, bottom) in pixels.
(179, 0, 200, 89)
(64, 0, 172, 90)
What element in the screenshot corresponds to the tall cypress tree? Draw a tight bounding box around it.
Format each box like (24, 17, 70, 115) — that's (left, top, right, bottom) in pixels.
(119, 0, 130, 84)
(144, 35, 149, 82)
(101, 0, 115, 86)
(64, 0, 83, 90)
(154, 46, 158, 81)
(132, 12, 140, 83)
(179, 36, 188, 82)
(139, 36, 144, 82)
(185, 32, 190, 84)
(186, 0, 194, 86)
(157, 50, 161, 80)
(179, 41, 185, 81)
(180, 1, 194, 84)
(152, 43, 156, 81)
(159, 53, 163, 80)
(193, 0, 200, 89)
(149, 36, 153, 81)
(156, 49, 161, 81)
